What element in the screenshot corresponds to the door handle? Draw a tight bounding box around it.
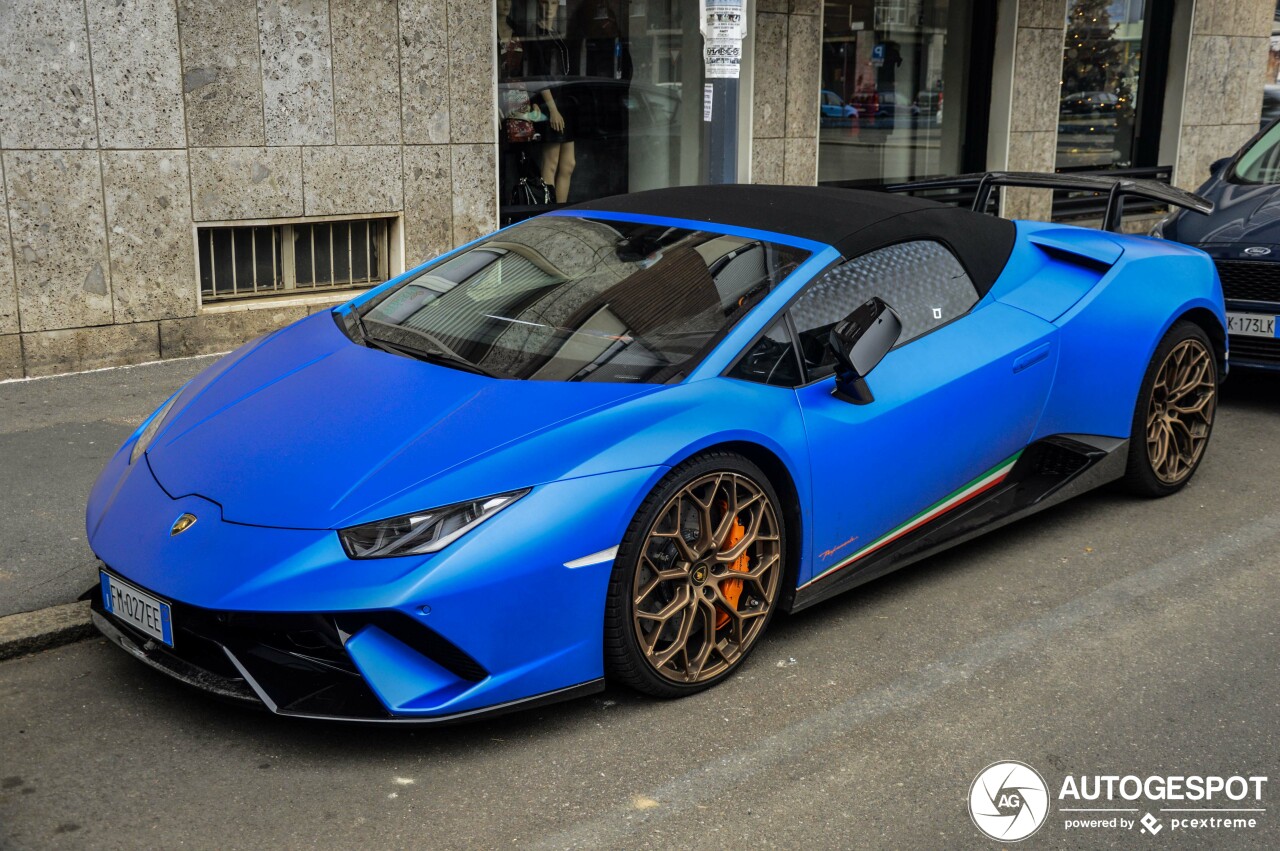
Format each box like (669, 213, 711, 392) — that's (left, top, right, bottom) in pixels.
(1013, 343, 1052, 374)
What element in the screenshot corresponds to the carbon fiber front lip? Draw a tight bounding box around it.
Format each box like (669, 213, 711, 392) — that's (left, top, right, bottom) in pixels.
(91, 609, 260, 705)
(92, 607, 607, 725)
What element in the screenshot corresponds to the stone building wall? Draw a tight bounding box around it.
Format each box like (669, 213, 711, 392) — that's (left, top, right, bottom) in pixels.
(998, 0, 1071, 221)
(1171, 0, 1274, 190)
(750, 0, 822, 185)
(0, 0, 498, 379)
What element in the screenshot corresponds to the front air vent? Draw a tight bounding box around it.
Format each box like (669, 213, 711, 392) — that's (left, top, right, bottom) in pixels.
(336, 612, 489, 682)
(1227, 336, 1280, 365)
(1214, 261, 1280, 303)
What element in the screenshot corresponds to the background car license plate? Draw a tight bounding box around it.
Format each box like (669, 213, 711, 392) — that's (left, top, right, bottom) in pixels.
(1226, 311, 1278, 338)
(100, 572, 173, 646)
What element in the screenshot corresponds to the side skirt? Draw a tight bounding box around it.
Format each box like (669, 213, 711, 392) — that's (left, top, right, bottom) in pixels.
(789, 434, 1129, 612)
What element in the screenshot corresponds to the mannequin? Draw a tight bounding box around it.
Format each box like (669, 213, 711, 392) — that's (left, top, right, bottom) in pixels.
(531, 0, 575, 203)
(503, 0, 574, 202)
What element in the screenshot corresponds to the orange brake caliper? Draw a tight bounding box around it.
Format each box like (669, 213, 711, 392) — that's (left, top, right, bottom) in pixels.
(716, 508, 750, 630)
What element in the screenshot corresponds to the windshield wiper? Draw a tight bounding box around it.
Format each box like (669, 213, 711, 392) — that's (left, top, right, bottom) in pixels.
(364, 335, 500, 378)
(364, 317, 492, 374)
(349, 307, 371, 343)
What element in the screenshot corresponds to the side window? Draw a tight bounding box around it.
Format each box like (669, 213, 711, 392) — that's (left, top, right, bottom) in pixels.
(728, 319, 802, 387)
(790, 241, 977, 379)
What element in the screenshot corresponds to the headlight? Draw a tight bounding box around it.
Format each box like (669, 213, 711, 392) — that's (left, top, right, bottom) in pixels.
(339, 489, 530, 559)
(129, 391, 182, 464)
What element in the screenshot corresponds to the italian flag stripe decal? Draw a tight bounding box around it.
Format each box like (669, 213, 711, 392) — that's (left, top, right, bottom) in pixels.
(801, 451, 1023, 589)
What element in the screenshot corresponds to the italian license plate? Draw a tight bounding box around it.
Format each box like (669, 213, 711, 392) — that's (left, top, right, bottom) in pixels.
(100, 571, 173, 646)
(1226, 311, 1278, 338)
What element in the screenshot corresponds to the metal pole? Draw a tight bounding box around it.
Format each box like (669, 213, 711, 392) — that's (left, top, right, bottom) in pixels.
(700, 0, 745, 185)
(708, 78, 739, 184)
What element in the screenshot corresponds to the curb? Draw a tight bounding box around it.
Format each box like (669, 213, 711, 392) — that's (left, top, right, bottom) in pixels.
(0, 601, 95, 662)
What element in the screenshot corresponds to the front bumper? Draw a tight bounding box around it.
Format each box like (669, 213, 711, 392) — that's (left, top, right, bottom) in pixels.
(1223, 309, 1280, 370)
(86, 450, 659, 721)
(1211, 259, 1280, 369)
(90, 576, 603, 723)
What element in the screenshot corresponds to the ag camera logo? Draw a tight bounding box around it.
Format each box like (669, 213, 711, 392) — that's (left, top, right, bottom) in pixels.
(969, 761, 1050, 842)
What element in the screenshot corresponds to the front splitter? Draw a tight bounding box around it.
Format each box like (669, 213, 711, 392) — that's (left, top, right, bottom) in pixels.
(92, 609, 605, 725)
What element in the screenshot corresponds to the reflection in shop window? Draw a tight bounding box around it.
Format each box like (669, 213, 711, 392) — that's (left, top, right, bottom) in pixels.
(817, 0, 981, 186)
(1056, 0, 1144, 170)
(497, 0, 706, 223)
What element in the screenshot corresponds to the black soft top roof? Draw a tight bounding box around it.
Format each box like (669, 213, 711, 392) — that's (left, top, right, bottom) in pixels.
(569, 184, 1016, 295)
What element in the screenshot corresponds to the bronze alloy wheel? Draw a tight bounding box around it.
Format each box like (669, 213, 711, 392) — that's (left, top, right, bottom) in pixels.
(631, 471, 782, 685)
(1145, 336, 1216, 485)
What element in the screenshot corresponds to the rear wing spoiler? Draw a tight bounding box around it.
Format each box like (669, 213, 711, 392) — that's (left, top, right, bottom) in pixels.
(883, 171, 1213, 233)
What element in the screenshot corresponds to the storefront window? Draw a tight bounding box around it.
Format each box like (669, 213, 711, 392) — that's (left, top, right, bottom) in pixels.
(498, 0, 706, 222)
(818, 0, 982, 186)
(1056, 1, 1145, 169)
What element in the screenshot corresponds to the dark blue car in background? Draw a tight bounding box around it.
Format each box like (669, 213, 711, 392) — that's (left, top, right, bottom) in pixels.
(1156, 120, 1280, 370)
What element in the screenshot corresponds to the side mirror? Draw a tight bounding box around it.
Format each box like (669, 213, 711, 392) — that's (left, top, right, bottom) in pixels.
(828, 297, 902, 404)
(1209, 157, 1230, 177)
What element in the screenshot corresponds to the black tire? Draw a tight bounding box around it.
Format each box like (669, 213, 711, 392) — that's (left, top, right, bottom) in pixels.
(604, 451, 787, 698)
(1120, 320, 1218, 497)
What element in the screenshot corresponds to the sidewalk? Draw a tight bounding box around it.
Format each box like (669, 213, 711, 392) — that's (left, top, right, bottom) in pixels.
(0, 355, 219, 619)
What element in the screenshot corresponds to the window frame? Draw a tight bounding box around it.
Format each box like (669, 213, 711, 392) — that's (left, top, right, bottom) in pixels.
(721, 238, 980, 389)
(723, 313, 808, 389)
(193, 213, 404, 308)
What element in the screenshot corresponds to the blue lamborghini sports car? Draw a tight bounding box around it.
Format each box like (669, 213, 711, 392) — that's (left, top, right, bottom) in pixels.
(88, 176, 1226, 722)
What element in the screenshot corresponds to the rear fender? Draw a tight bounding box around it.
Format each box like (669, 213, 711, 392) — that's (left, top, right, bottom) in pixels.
(1032, 241, 1223, 441)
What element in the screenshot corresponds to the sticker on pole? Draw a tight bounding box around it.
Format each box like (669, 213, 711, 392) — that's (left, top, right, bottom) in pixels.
(700, 0, 745, 79)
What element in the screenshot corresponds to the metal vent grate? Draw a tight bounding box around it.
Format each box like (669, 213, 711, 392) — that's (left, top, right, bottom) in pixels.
(198, 217, 393, 303)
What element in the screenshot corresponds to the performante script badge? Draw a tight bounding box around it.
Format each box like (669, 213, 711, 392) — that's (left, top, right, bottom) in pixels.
(969, 761, 1050, 842)
(170, 513, 197, 536)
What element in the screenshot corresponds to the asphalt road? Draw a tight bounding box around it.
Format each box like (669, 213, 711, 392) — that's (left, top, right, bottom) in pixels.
(0, 356, 218, 618)
(1, 373, 1278, 849)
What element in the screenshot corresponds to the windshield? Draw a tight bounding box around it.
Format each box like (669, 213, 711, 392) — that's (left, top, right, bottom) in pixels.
(1232, 122, 1280, 184)
(353, 216, 809, 383)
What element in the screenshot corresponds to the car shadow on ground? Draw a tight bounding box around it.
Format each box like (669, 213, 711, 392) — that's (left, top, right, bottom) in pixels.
(1221, 368, 1280, 412)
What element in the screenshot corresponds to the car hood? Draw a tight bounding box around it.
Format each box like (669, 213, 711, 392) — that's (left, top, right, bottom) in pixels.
(146, 313, 661, 530)
(1166, 179, 1280, 254)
